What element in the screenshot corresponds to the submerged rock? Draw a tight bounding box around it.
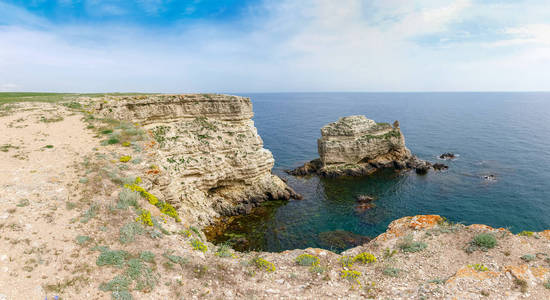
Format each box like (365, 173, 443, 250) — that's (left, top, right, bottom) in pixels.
(289, 115, 437, 178)
(318, 230, 371, 250)
(354, 202, 376, 213)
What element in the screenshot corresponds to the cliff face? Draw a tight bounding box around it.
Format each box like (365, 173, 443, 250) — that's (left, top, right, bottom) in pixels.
(290, 115, 428, 177)
(96, 94, 298, 224)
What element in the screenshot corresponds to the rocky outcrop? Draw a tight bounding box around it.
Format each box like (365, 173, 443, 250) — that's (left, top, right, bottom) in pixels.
(289, 115, 431, 177)
(95, 94, 299, 225)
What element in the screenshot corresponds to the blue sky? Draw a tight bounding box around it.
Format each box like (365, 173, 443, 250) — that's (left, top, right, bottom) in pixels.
(1, 0, 550, 92)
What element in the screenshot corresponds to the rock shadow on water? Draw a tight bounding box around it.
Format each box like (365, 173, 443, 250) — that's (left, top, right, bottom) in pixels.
(318, 230, 371, 252)
(205, 201, 279, 251)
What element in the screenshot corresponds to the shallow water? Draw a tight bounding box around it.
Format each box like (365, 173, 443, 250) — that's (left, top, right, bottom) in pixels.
(209, 92, 550, 252)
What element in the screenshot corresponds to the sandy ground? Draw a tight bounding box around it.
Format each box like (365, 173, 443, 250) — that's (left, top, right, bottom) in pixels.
(0, 103, 97, 299)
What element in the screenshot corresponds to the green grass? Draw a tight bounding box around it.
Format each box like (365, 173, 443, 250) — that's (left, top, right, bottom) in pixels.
(0, 92, 154, 105)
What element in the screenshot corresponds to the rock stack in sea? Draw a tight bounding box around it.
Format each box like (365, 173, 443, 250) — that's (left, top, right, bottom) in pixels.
(289, 115, 433, 177)
(96, 94, 300, 225)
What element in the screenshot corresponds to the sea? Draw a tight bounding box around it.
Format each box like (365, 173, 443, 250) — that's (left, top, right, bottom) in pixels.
(208, 92, 550, 253)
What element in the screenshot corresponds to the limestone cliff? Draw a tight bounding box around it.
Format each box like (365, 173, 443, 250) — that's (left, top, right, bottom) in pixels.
(290, 115, 430, 177)
(96, 94, 299, 225)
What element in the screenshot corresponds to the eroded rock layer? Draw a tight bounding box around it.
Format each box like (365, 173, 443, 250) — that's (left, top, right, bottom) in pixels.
(96, 94, 299, 225)
(290, 115, 431, 177)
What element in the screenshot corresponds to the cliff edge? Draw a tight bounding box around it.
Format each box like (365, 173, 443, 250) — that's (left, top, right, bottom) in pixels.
(96, 94, 299, 225)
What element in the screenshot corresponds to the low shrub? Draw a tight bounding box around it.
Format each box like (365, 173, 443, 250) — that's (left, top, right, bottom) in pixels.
(119, 222, 144, 244)
(428, 278, 446, 284)
(353, 252, 377, 264)
(340, 270, 361, 284)
(468, 264, 488, 272)
(514, 278, 528, 293)
(119, 156, 132, 163)
(295, 254, 320, 266)
(75, 235, 91, 245)
(467, 233, 497, 253)
(80, 204, 98, 223)
(139, 251, 155, 263)
(310, 265, 326, 274)
(518, 231, 534, 237)
(135, 209, 153, 226)
(398, 235, 427, 253)
(190, 239, 207, 252)
(125, 182, 181, 222)
(162, 251, 187, 269)
(339, 256, 354, 268)
(215, 244, 232, 258)
(117, 189, 140, 210)
(383, 248, 398, 259)
(521, 254, 536, 262)
(96, 247, 129, 268)
(473, 233, 497, 248)
(253, 257, 275, 272)
(107, 138, 120, 145)
(383, 267, 401, 277)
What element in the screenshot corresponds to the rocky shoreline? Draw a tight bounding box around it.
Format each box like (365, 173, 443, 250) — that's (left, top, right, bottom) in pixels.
(288, 115, 443, 178)
(1, 95, 550, 299)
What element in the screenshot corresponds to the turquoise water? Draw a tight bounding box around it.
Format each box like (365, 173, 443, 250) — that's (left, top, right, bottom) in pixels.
(215, 92, 550, 252)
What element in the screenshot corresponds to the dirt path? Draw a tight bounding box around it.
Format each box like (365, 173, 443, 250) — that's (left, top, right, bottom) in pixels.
(0, 103, 97, 299)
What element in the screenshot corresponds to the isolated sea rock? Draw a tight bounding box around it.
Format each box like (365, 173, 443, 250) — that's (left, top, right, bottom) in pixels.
(439, 152, 456, 160)
(96, 94, 300, 225)
(289, 115, 431, 177)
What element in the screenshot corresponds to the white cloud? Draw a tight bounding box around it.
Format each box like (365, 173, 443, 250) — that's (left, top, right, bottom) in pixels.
(0, 0, 549, 92)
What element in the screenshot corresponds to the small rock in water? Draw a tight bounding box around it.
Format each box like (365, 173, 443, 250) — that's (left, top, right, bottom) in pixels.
(355, 194, 375, 203)
(415, 164, 430, 175)
(439, 152, 456, 160)
(432, 163, 448, 171)
(483, 174, 496, 181)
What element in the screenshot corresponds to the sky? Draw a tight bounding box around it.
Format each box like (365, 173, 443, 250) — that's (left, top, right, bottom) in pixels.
(1, 0, 550, 93)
